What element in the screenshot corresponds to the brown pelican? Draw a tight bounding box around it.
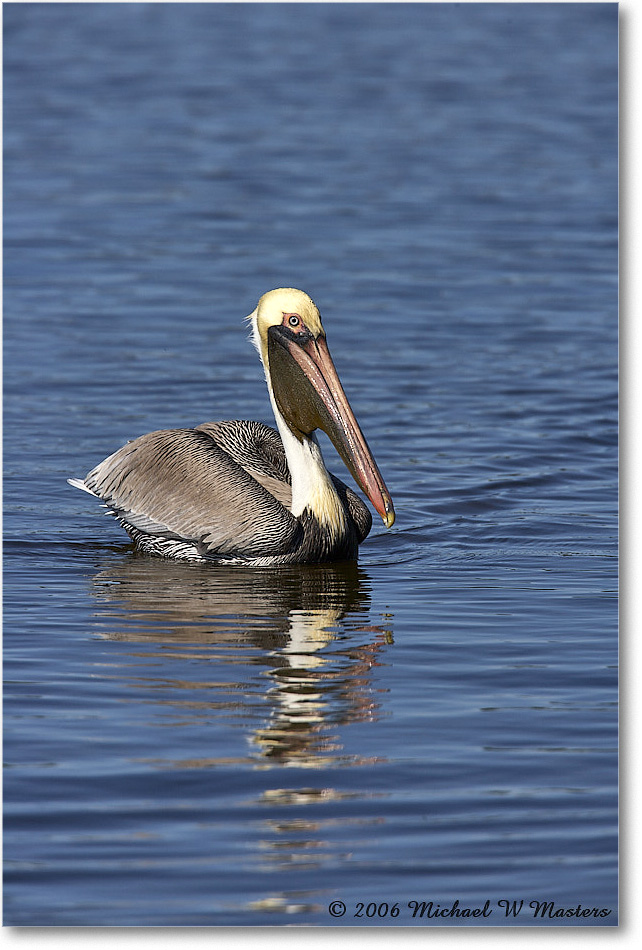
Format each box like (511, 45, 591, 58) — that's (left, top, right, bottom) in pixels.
(69, 288, 395, 565)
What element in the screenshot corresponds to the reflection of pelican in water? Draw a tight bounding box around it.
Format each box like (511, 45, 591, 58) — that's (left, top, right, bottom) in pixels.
(89, 557, 393, 766)
(91, 557, 371, 642)
(70, 288, 394, 564)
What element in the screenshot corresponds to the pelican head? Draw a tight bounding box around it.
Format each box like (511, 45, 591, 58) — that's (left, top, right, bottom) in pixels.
(252, 288, 324, 358)
(247, 288, 395, 529)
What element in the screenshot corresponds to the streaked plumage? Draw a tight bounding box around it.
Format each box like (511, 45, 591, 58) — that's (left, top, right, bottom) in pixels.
(69, 288, 394, 565)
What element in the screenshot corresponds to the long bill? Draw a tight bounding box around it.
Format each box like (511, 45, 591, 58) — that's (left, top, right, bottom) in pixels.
(267, 327, 395, 528)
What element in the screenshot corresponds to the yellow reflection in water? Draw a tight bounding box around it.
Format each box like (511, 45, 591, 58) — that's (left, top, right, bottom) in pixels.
(89, 557, 394, 769)
(84, 555, 395, 917)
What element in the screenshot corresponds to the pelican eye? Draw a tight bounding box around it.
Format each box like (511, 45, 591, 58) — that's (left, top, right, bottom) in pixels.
(288, 314, 301, 328)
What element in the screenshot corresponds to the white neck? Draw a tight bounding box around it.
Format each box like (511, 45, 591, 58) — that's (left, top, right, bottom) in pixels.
(250, 310, 347, 537)
(269, 389, 347, 533)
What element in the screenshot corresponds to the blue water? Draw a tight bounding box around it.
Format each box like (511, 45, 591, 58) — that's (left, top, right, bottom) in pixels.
(3, 2, 618, 927)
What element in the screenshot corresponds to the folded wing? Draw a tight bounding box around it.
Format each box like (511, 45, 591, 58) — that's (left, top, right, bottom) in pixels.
(79, 423, 300, 559)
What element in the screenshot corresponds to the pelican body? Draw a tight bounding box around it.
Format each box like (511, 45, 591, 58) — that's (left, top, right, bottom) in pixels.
(69, 288, 395, 565)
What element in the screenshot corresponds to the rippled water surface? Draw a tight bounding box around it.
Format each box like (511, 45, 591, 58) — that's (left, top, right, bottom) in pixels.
(4, 2, 617, 927)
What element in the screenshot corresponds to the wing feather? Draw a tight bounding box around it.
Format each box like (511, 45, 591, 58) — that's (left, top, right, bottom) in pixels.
(82, 425, 300, 559)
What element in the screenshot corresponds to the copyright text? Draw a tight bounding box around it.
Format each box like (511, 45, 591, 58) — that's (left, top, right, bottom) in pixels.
(327, 899, 613, 921)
